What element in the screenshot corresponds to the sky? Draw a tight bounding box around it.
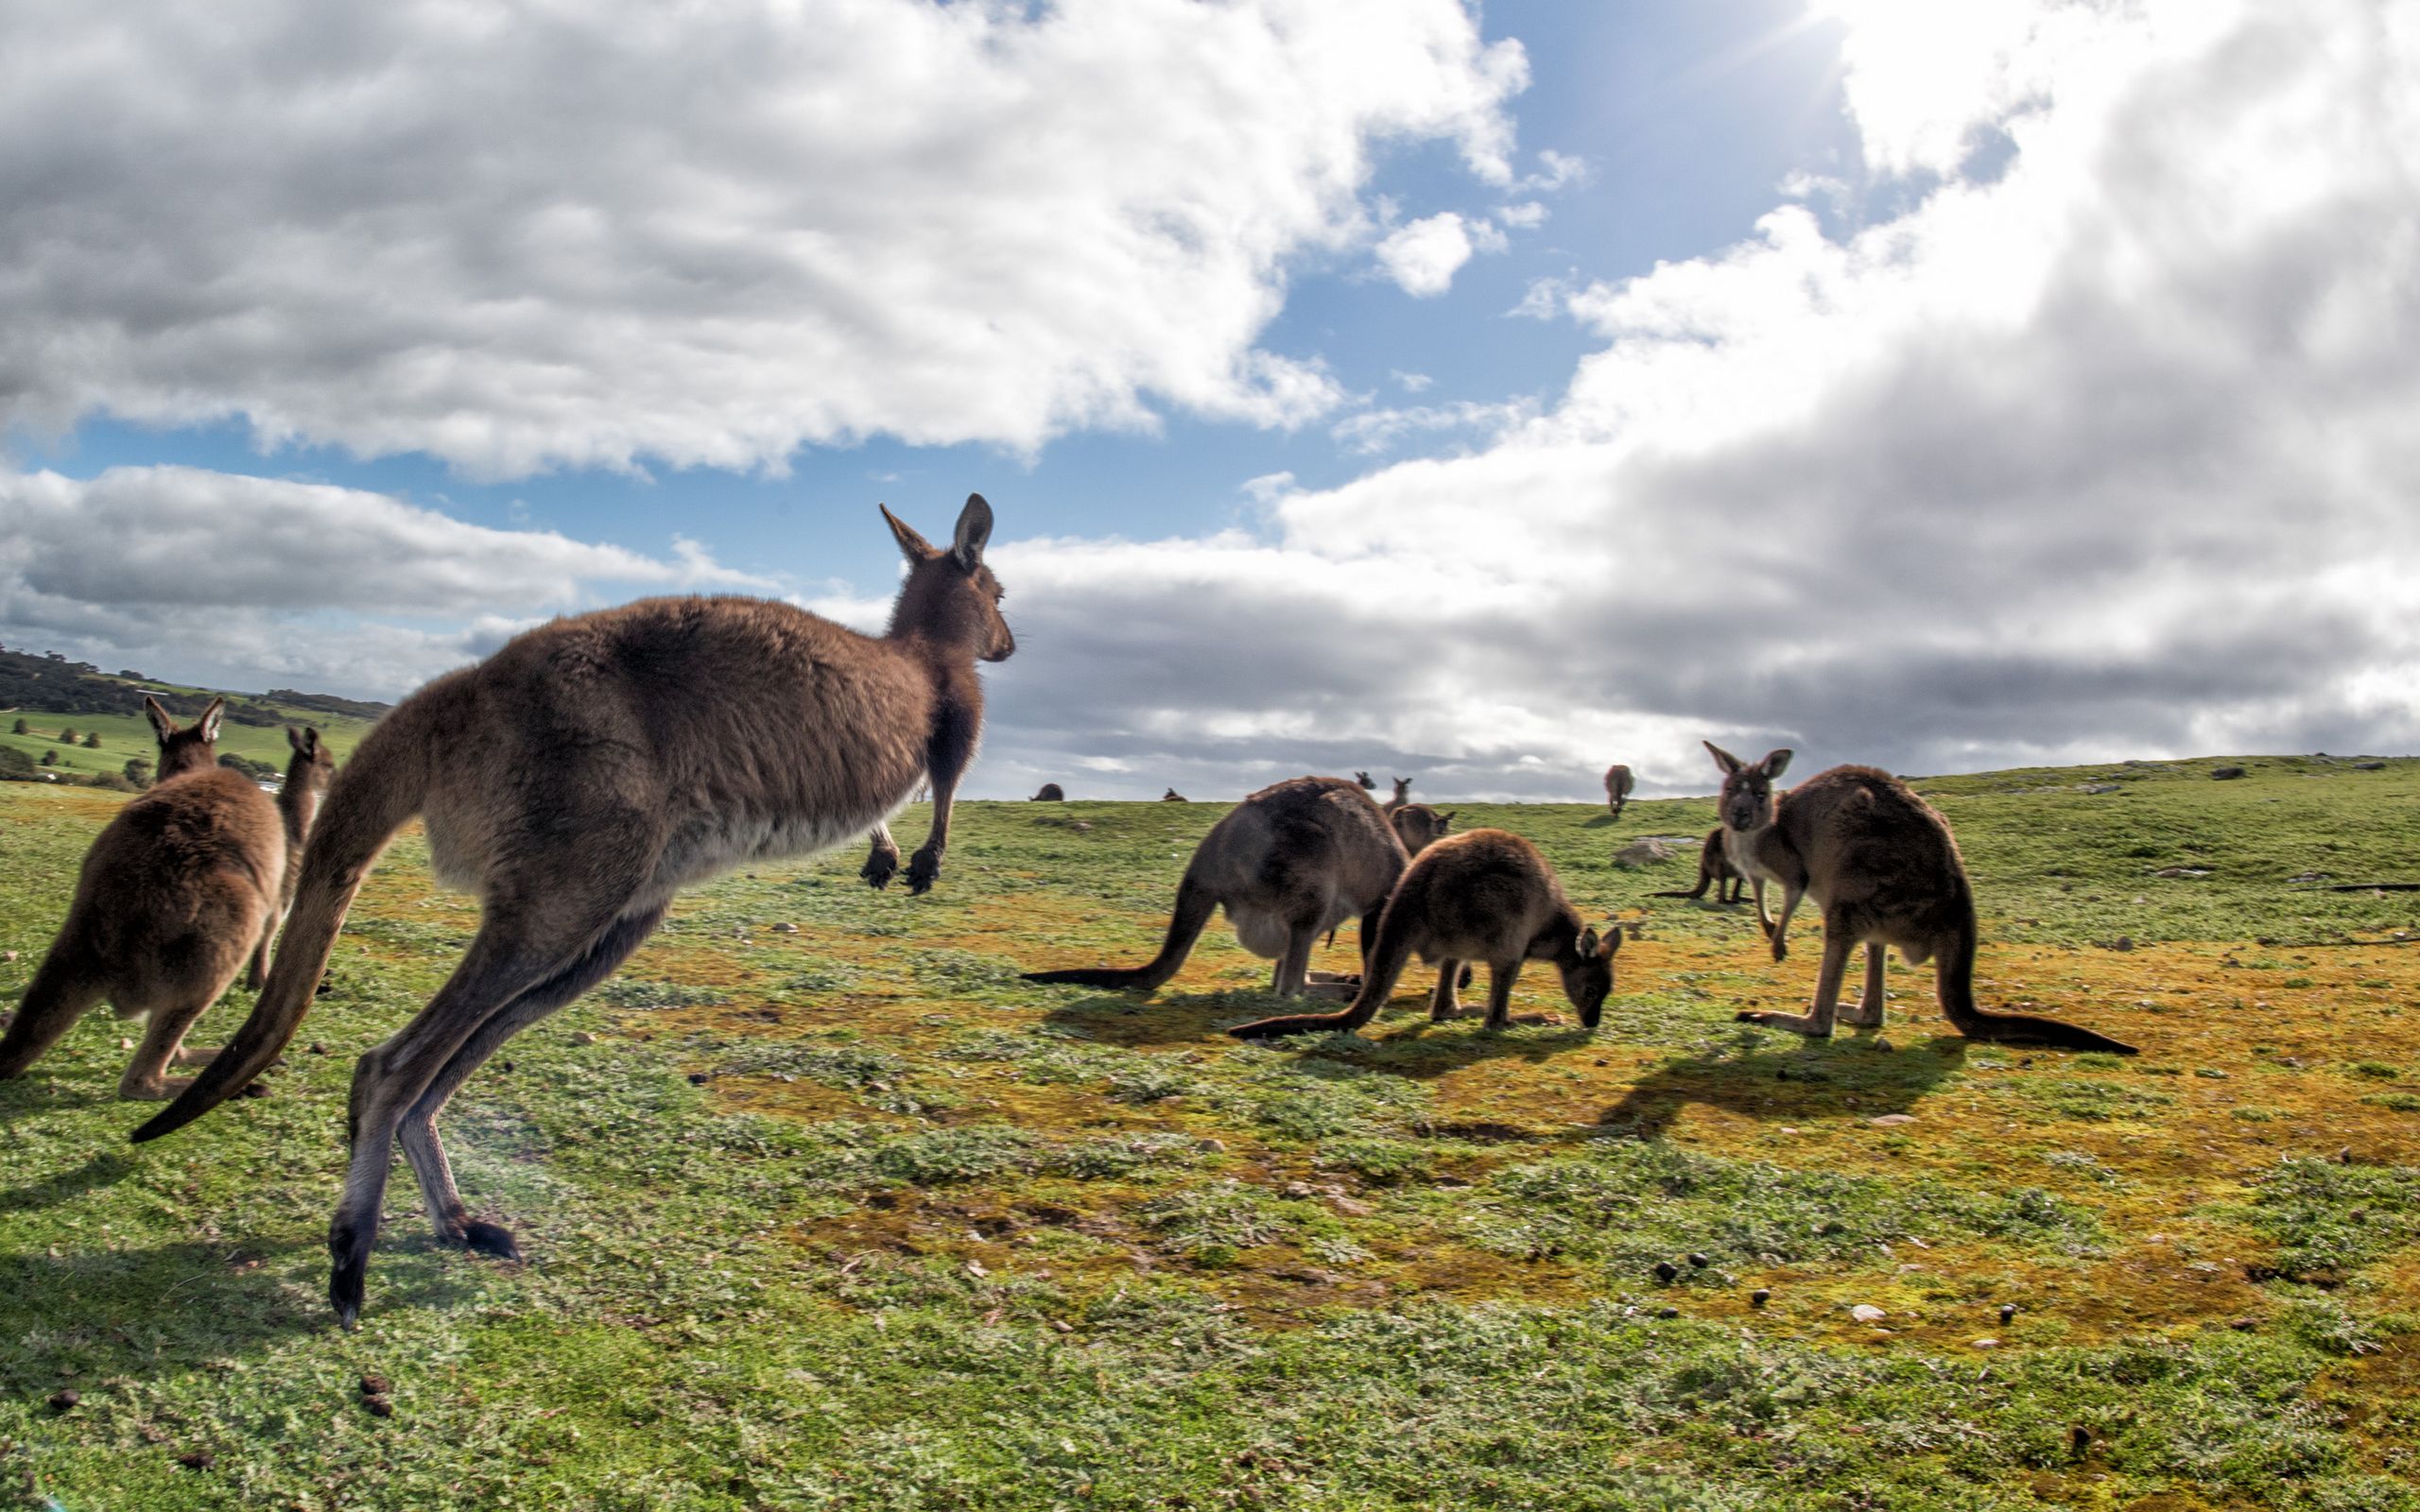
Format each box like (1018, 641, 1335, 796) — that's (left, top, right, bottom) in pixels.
(2, 0, 2414, 800)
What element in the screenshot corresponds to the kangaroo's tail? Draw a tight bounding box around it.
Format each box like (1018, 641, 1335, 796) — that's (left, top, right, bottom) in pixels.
(1228, 895, 1417, 1040)
(1937, 915, 2138, 1055)
(131, 718, 430, 1142)
(1022, 870, 1219, 993)
(0, 941, 107, 1079)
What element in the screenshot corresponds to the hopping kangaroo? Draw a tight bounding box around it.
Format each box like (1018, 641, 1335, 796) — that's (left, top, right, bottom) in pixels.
(1706, 743, 2135, 1053)
(1, 701, 332, 1098)
(1653, 826, 1744, 903)
(1229, 829, 1618, 1039)
(130, 494, 1014, 1327)
(1604, 764, 1634, 818)
(1022, 776, 1407, 998)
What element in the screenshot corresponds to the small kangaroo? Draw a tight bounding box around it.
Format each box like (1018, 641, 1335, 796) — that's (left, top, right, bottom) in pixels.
(1162, 787, 1188, 802)
(1029, 782, 1065, 801)
(1705, 743, 2136, 1053)
(1, 700, 327, 1099)
(1229, 828, 1618, 1039)
(1384, 776, 1412, 812)
(130, 494, 1013, 1327)
(1023, 776, 1407, 998)
(1604, 764, 1634, 818)
(1390, 802, 1454, 854)
(1652, 826, 1744, 904)
(1354, 771, 1376, 791)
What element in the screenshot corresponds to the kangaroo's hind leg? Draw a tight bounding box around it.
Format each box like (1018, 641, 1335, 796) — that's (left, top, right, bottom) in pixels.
(1841, 943, 1888, 1027)
(1269, 923, 1320, 997)
(1428, 959, 1463, 1021)
(119, 988, 221, 1101)
(1482, 959, 1521, 1031)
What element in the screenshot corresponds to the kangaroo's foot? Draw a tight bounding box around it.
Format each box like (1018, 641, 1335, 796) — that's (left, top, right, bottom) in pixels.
(116, 1074, 195, 1102)
(1840, 997, 1885, 1027)
(174, 1045, 221, 1067)
(906, 848, 942, 895)
(1736, 1009, 1831, 1039)
(1430, 1005, 1488, 1022)
(860, 847, 900, 889)
(456, 1219, 525, 1263)
(1770, 936, 1789, 963)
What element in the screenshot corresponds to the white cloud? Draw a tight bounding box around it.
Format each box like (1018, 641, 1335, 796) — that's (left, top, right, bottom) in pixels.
(0, 0, 1526, 478)
(1513, 148, 1593, 195)
(1391, 369, 1436, 393)
(1374, 213, 1481, 297)
(1328, 399, 1539, 457)
(1497, 200, 1550, 230)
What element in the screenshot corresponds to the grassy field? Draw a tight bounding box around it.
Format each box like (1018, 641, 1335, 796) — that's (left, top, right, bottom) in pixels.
(1, 703, 375, 783)
(2, 754, 2416, 1510)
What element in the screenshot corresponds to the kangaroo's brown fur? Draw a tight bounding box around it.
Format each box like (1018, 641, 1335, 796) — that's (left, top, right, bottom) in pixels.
(0, 699, 327, 1099)
(1652, 826, 1744, 903)
(130, 495, 1013, 1328)
(1029, 782, 1064, 801)
(1384, 776, 1411, 812)
(1023, 776, 1407, 999)
(1604, 764, 1634, 818)
(1228, 828, 1619, 1039)
(1390, 802, 1454, 854)
(1706, 743, 2135, 1054)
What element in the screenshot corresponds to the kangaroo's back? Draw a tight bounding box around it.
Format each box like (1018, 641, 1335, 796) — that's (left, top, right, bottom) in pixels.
(1777, 766, 1970, 937)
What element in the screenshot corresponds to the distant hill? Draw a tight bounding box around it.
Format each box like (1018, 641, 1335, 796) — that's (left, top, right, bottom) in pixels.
(0, 644, 386, 784)
(0, 644, 390, 730)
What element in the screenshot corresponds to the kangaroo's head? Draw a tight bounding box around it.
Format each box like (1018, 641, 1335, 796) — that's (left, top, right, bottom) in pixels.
(145, 696, 223, 781)
(883, 493, 1015, 663)
(1390, 804, 1454, 854)
(284, 724, 336, 797)
(1705, 742, 1791, 833)
(1390, 776, 1411, 803)
(1558, 924, 1621, 1029)
(1354, 771, 1374, 790)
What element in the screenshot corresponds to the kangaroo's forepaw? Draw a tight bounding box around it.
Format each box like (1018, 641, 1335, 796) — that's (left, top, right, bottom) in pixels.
(905, 850, 942, 894)
(860, 850, 900, 889)
(460, 1220, 525, 1263)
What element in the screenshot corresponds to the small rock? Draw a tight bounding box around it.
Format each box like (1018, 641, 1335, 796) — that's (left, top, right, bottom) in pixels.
(119, 1034, 137, 1051)
(1749, 1288, 1771, 1308)
(773, 921, 799, 934)
(308, 1042, 326, 1055)
(2353, 760, 2386, 770)
(1687, 1252, 1710, 1267)
(1652, 1260, 1680, 1283)
(179, 1452, 215, 1470)
(1971, 1337, 1999, 1349)
(2080, 782, 2121, 795)
(1282, 1180, 1315, 1199)
(2336, 1146, 2354, 1165)
(1654, 1305, 1680, 1319)
(1999, 1303, 2018, 1324)
(1, 949, 14, 962)
(1331, 1196, 1373, 1217)
(2228, 1317, 2258, 1331)
(2210, 765, 2246, 781)
(570, 1031, 597, 1045)
(47, 1389, 78, 1414)
(1851, 1304, 1886, 1323)
(364, 1396, 394, 1418)
(1195, 1138, 1227, 1153)
(2111, 936, 2134, 952)
(359, 1375, 389, 1396)
(687, 1072, 711, 1086)
(1613, 838, 1673, 869)
(240, 1083, 268, 1099)
(1868, 1113, 1916, 1127)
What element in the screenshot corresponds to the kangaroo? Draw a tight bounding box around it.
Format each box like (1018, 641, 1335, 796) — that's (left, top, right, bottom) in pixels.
(1354, 771, 1376, 791)
(1604, 764, 1634, 818)
(1705, 743, 2135, 1054)
(0, 698, 313, 1100)
(1023, 776, 1407, 999)
(1162, 787, 1188, 802)
(1384, 776, 1412, 812)
(1229, 828, 1619, 1039)
(1390, 802, 1454, 854)
(1030, 782, 1065, 801)
(245, 726, 339, 988)
(129, 495, 1014, 1327)
(1652, 826, 1744, 904)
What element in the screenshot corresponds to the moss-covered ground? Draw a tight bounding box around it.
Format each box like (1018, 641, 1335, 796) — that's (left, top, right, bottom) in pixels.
(3, 752, 2416, 1509)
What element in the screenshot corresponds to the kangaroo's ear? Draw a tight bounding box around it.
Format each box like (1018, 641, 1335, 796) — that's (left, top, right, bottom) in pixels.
(144, 696, 176, 744)
(286, 725, 307, 753)
(1604, 922, 1623, 954)
(880, 504, 936, 560)
(1757, 747, 1794, 780)
(951, 492, 994, 573)
(196, 697, 224, 744)
(1703, 740, 1742, 775)
(303, 726, 322, 756)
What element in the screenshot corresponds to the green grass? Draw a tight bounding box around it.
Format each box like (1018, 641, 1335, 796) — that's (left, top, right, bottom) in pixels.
(2, 754, 2417, 1509)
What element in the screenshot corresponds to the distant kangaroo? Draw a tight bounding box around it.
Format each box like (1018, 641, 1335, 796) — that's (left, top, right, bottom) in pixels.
(1384, 776, 1411, 812)
(1390, 802, 1454, 854)
(247, 726, 338, 988)
(1030, 782, 1064, 801)
(1604, 764, 1634, 818)
(1705, 743, 2135, 1054)
(1162, 787, 1188, 802)
(1652, 826, 1744, 904)
(130, 494, 1014, 1327)
(1, 700, 328, 1099)
(1354, 771, 1375, 791)
(1229, 829, 1618, 1039)
(1023, 776, 1406, 998)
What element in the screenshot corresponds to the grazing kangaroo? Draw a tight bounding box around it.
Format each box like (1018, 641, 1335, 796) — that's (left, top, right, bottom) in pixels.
(1653, 826, 1744, 904)
(1162, 787, 1188, 802)
(1023, 776, 1406, 998)
(1705, 743, 2136, 1053)
(1354, 771, 1375, 791)
(130, 494, 1014, 1327)
(1390, 802, 1454, 854)
(1384, 776, 1411, 813)
(1604, 764, 1634, 818)
(1, 699, 321, 1099)
(1229, 828, 1618, 1039)
(1029, 782, 1065, 801)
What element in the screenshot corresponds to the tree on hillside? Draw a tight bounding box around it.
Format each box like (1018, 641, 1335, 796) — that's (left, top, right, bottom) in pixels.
(0, 747, 33, 778)
(58, 726, 77, 744)
(41, 749, 58, 766)
(9, 716, 25, 734)
(125, 758, 152, 788)
(83, 730, 101, 748)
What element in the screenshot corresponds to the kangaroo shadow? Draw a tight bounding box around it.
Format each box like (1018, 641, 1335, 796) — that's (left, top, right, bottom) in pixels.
(1038, 987, 1342, 1047)
(0, 1149, 143, 1214)
(1594, 1027, 1969, 1141)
